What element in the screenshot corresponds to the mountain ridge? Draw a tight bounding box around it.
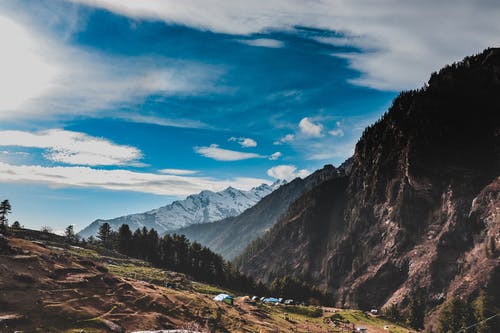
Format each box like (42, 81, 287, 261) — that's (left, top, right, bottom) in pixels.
(235, 48, 500, 331)
(78, 180, 285, 239)
(174, 163, 346, 260)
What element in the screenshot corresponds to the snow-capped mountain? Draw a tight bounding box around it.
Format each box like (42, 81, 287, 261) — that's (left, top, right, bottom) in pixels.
(78, 180, 285, 239)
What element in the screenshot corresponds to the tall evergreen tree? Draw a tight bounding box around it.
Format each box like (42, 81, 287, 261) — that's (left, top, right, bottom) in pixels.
(438, 297, 476, 333)
(118, 224, 133, 255)
(407, 289, 426, 329)
(97, 222, 112, 248)
(474, 290, 497, 333)
(0, 199, 12, 227)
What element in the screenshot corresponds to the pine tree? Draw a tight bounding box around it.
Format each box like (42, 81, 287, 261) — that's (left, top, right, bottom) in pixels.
(407, 289, 426, 329)
(438, 297, 476, 333)
(65, 225, 76, 243)
(384, 303, 402, 322)
(474, 290, 497, 333)
(97, 222, 112, 248)
(0, 200, 12, 227)
(118, 224, 133, 255)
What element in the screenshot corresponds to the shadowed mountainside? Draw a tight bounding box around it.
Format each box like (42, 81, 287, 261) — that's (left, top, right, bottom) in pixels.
(235, 48, 500, 331)
(174, 164, 346, 260)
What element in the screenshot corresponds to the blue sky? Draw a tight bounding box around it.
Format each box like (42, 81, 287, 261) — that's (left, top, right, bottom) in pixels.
(0, 0, 498, 232)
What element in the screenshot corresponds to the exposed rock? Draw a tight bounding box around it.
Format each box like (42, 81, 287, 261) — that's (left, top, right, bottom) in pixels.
(237, 48, 500, 330)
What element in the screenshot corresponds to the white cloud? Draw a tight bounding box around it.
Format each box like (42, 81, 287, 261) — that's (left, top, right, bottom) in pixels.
(0, 129, 141, 166)
(267, 164, 310, 181)
(329, 128, 344, 137)
(299, 117, 323, 137)
(269, 152, 282, 160)
(229, 137, 258, 148)
(0, 16, 59, 112)
(329, 122, 344, 137)
(69, 0, 500, 90)
(0, 13, 221, 121)
(119, 114, 209, 129)
(195, 144, 263, 161)
(274, 134, 295, 145)
(159, 168, 198, 175)
(0, 162, 269, 196)
(237, 38, 284, 48)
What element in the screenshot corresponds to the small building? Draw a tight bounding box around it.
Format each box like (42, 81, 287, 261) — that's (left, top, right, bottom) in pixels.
(213, 293, 234, 305)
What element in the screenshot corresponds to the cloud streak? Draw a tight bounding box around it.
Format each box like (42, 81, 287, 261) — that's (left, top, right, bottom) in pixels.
(236, 38, 284, 48)
(0, 129, 142, 166)
(0, 162, 269, 196)
(195, 144, 264, 161)
(0, 13, 222, 122)
(69, 0, 500, 90)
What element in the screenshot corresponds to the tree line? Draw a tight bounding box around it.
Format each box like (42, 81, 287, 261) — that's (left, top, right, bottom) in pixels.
(85, 222, 264, 294)
(86, 222, 328, 302)
(383, 289, 498, 332)
(0, 198, 333, 305)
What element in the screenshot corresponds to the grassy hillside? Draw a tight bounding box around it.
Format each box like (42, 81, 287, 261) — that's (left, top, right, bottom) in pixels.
(0, 229, 415, 332)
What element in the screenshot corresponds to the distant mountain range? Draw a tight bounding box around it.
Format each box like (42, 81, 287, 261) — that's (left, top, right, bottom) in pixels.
(78, 180, 285, 239)
(174, 163, 349, 260)
(234, 48, 500, 331)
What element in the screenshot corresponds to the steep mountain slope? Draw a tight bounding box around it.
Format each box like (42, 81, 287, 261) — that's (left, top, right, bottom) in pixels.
(236, 48, 500, 329)
(174, 164, 344, 260)
(79, 182, 283, 239)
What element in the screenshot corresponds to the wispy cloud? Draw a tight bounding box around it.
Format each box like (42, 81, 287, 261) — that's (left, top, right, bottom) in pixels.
(0, 129, 142, 166)
(0, 162, 269, 196)
(269, 152, 282, 160)
(69, 0, 500, 90)
(195, 144, 263, 161)
(267, 164, 310, 181)
(115, 114, 210, 129)
(328, 122, 344, 137)
(274, 134, 295, 145)
(229, 137, 257, 148)
(236, 38, 284, 48)
(159, 168, 199, 175)
(299, 117, 323, 137)
(0, 13, 222, 121)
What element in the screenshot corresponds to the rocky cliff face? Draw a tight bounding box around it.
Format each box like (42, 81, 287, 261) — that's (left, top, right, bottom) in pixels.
(236, 48, 500, 329)
(175, 164, 343, 260)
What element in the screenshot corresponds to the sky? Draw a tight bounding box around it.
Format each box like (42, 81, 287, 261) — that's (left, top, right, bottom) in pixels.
(0, 0, 498, 232)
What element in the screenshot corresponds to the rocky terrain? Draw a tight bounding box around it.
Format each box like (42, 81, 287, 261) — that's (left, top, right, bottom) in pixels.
(175, 164, 344, 260)
(236, 48, 500, 331)
(79, 182, 283, 239)
(0, 230, 414, 332)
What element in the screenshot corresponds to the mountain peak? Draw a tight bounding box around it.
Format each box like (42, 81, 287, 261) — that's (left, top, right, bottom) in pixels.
(78, 183, 279, 239)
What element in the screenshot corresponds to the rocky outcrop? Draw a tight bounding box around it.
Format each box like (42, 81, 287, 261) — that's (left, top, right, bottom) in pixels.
(236, 48, 500, 329)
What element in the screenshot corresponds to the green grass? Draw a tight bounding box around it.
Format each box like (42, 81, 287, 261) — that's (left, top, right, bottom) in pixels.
(281, 305, 323, 318)
(191, 282, 229, 296)
(68, 246, 102, 261)
(107, 263, 167, 284)
(335, 309, 413, 333)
